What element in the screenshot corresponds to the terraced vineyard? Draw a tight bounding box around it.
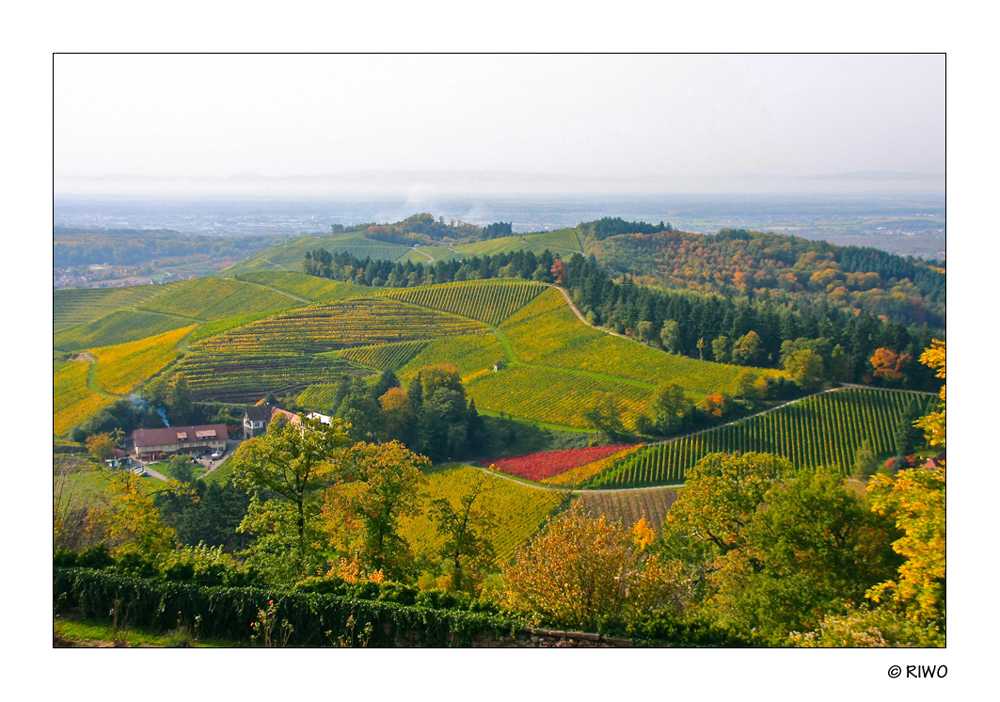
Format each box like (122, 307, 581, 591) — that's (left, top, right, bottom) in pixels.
(294, 383, 342, 412)
(186, 311, 279, 343)
(398, 463, 564, 566)
(338, 340, 430, 371)
(54, 360, 113, 436)
(91, 325, 196, 395)
(190, 298, 486, 356)
(172, 352, 366, 402)
(54, 309, 197, 352)
(587, 388, 937, 489)
(54, 283, 182, 332)
(398, 333, 505, 382)
(234, 271, 372, 302)
(465, 364, 652, 429)
(138, 277, 301, 320)
(386, 279, 546, 325)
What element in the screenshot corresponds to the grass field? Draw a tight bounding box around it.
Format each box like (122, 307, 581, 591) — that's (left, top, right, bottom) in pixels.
(54, 283, 183, 332)
(588, 387, 937, 488)
(454, 228, 583, 257)
(54, 361, 114, 436)
(139, 277, 302, 320)
(398, 463, 565, 566)
(54, 309, 196, 352)
(91, 325, 196, 395)
(234, 271, 372, 302)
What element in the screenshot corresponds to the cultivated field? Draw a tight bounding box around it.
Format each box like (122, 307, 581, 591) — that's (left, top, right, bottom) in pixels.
(138, 277, 302, 320)
(54, 309, 195, 352)
(90, 325, 196, 395)
(385, 279, 546, 326)
(54, 283, 183, 332)
(54, 360, 113, 436)
(588, 387, 937, 488)
(398, 463, 564, 566)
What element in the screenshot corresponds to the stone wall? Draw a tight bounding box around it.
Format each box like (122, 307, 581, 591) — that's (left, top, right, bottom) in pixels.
(430, 626, 632, 648)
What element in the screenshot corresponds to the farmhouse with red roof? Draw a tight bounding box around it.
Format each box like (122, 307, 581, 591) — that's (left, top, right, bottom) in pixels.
(133, 424, 228, 460)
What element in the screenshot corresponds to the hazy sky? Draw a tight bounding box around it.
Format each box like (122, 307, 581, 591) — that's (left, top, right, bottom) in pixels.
(55, 54, 944, 189)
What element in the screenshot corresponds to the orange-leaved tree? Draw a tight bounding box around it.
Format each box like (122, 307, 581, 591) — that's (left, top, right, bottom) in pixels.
(551, 258, 568, 284)
(870, 347, 911, 382)
(500, 504, 685, 632)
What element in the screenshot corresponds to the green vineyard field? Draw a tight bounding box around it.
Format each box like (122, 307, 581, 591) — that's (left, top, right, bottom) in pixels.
(465, 364, 652, 429)
(587, 388, 937, 489)
(337, 340, 430, 371)
(397, 333, 506, 382)
(54, 309, 196, 352)
(398, 463, 563, 566)
(54, 283, 182, 332)
(138, 277, 302, 320)
(172, 352, 367, 403)
(501, 288, 780, 395)
(385, 279, 546, 326)
(294, 383, 343, 412)
(234, 271, 372, 302)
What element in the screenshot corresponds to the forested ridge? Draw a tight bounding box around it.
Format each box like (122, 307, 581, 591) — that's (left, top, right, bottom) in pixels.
(584, 226, 944, 327)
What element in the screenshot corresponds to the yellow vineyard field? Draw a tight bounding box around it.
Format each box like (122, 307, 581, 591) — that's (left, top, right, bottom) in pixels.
(54, 360, 113, 436)
(90, 325, 196, 395)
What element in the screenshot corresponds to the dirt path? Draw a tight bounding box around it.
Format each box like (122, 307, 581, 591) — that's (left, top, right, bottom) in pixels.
(239, 280, 311, 304)
(552, 285, 631, 341)
(463, 461, 683, 494)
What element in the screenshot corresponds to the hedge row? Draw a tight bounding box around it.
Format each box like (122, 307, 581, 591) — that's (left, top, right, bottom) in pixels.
(54, 568, 524, 647)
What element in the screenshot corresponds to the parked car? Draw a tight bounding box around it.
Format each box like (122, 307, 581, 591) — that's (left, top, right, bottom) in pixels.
(211, 450, 223, 459)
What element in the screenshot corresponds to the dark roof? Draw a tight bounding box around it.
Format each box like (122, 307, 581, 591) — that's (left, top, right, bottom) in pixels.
(243, 405, 274, 422)
(133, 424, 229, 448)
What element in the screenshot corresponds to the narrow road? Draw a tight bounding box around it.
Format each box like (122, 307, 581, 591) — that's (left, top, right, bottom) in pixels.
(463, 461, 683, 494)
(552, 285, 631, 341)
(239, 279, 311, 304)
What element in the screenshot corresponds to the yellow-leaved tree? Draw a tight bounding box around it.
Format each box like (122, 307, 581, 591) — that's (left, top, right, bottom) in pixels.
(793, 340, 945, 647)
